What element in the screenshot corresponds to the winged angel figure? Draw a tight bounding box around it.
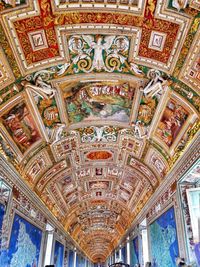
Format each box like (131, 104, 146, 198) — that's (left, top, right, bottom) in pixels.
(68, 35, 129, 73)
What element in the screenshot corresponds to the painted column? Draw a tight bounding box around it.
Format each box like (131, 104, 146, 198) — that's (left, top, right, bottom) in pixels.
(43, 223, 54, 266)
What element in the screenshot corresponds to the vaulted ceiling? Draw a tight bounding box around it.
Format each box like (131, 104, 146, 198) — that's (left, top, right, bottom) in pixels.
(0, 0, 200, 263)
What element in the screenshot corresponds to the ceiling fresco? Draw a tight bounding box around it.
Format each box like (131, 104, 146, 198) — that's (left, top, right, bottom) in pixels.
(0, 0, 200, 263)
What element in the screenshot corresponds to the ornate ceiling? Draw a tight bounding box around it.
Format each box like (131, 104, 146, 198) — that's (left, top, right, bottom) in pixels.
(0, 0, 200, 263)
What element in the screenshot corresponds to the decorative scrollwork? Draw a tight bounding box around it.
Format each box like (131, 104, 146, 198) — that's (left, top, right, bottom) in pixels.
(105, 57, 121, 72)
(77, 57, 92, 73)
(66, 34, 130, 74)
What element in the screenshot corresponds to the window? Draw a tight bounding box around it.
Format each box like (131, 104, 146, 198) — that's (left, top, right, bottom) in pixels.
(187, 188, 200, 243)
(0, 178, 11, 206)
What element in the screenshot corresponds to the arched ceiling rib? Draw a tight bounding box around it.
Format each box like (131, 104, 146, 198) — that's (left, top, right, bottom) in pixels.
(0, 0, 200, 262)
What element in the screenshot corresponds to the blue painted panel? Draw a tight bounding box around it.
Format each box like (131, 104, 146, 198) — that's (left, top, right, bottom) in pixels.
(0, 203, 5, 246)
(76, 254, 85, 267)
(116, 250, 119, 258)
(149, 207, 179, 267)
(69, 250, 74, 267)
(80, 256, 85, 267)
(194, 242, 200, 266)
(54, 240, 64, 267)
(0, 213, 42, 267)
(121, 246, 126, 263)
(0, 203, 5, 231)
(76, 254, 79, 267)
(130, 236, 139, 266)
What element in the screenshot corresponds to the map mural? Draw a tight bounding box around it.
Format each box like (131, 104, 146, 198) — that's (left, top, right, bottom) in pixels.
(64, 82, 135, 124)
(0, 213, 42, 267)
(156, 99, 188, 147)
(2, 102, 41, 153)
(149, 207, 179, 267)
(130, 236, 139, 266)
(54, 240, 64, 267)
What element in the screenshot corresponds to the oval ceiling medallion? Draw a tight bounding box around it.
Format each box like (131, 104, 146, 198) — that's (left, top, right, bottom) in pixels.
(86, 151, 112, 160)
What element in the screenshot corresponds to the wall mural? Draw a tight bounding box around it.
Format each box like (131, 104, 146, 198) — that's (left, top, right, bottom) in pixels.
(0, 213, 42, 267)
(1, 102, 41, 153)
(156, 99, 188, 147)
(130, 236, 139, 266)
(64, 82, 135, 124)
(54, 240, 64, 267)
(149, 206, 179, 267)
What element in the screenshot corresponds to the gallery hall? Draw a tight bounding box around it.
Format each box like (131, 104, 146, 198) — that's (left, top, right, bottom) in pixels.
(0, 0, 199, 266)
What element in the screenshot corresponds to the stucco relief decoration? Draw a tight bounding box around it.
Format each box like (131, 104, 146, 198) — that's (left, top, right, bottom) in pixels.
(79, 126, 119, 143)
(22, 70, 69, 144)
(132, 69, 170, 140)
(60, 35, 130, 74)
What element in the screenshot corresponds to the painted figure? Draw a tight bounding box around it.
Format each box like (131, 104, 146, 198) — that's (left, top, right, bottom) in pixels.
(65, 82, 134, 123)
(82, 35, 115, 71)
(2, 103, 41, 153)
(156, 100, 188, 147)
